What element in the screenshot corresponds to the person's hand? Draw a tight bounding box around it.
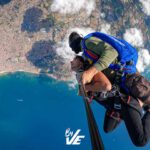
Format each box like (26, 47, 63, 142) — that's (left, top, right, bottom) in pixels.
(82, 66, 98, 85)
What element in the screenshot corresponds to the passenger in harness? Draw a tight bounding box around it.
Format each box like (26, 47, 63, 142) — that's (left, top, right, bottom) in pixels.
(71, 55, 150, 147)
(69, 31, 150, 108)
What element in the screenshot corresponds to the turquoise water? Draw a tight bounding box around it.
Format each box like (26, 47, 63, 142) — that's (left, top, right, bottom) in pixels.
(0, 0, 11, 5)
(0, 72, 150, 150)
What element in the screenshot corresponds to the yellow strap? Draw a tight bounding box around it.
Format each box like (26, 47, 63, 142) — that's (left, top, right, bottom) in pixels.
(87, 58, 93, 65)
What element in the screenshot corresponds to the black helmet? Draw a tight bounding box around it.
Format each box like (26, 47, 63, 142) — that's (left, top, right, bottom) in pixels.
(69, 32, 83, 54)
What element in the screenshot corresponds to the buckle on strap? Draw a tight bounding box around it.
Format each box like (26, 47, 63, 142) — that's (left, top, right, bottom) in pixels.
(114, 103, 121, 110)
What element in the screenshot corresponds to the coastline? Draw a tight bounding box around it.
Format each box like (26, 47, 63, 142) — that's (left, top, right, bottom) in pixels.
(0, 70, 39, 77)
(0, 70, 74, 83)
(1, 0, 149, 85)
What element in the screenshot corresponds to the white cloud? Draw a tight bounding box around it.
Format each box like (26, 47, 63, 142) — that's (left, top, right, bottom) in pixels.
(100, 23, 111, 34)
(137, 49, 150, 72)
(53, 27, 94, 85)
(139, 0, 150, 16)
(123, 28, 144, 47)
(55, 27, 94, 60)
(53, 27, 150, 83)
(100, 12, 105, 18)
(50, 0, 96, 15)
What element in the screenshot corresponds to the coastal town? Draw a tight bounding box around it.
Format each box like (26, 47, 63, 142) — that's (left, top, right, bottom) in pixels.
(0, 0, 150, 81)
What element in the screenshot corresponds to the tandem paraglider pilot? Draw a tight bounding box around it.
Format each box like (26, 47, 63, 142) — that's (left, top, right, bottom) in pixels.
(69, 31, 150, 147)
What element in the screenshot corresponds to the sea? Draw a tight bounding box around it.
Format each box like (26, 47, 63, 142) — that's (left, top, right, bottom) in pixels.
(0, 72, 150, 150)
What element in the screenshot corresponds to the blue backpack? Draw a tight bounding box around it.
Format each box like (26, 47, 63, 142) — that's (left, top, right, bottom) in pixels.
(82, 32, 138, 92)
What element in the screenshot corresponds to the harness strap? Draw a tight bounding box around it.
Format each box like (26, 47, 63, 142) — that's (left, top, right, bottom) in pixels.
(86, 50, 99, 60)
(88, 95, 94, 103)
(80, 83, 105, 150)
(107, 111, 121, 122)
(127, 95, 131, 104)
(82, 39, 100, 63)
(121, 96, 143, 117)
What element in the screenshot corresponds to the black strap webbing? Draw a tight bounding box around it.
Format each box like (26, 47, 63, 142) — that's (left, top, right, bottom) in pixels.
(81, 84, 105, 150)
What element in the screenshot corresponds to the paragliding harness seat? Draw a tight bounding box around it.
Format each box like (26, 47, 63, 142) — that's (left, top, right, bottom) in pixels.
(76, 66, 142, 122)
(92, 67, 142, 122)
